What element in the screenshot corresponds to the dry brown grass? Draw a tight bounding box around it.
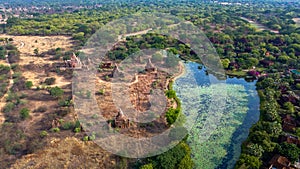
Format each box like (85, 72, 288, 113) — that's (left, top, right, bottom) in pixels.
(11, 137, 116, 169)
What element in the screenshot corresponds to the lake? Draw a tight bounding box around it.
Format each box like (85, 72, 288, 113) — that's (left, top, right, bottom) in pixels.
(173, 62, 260, 169)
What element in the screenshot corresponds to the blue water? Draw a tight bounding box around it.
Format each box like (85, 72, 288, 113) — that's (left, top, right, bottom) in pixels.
(173, 62, 260, 169)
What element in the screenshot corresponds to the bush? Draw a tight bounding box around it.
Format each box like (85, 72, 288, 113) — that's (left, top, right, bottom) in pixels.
(165, 90, 176, 99)
(44, 77, 56, 85)
(35, 106, 47, 112)
(86, 90, 91, 98)
(74, 127, 81, 133)
(3, 102, 15, 113)
(98, 89, 105, 95)
(49, 86, 64, 98)
(58, 99, 72, 107)
(50, 127, 60, 132)
(40, 131, 48, 138)
(20, 108, 30, 119)
(25, 81, 33, 89)
(62, 121, 74, 130)
(166, 108, 180, 125)
(296, 83, 300, 90)
(83, 136, 89, 141)
(140, 163, 153, 169)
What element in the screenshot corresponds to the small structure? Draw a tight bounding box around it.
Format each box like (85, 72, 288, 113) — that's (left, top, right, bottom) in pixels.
(65, 53, 82, 69)
(145, 58, 157, 72)
(268, 155, 293, 169)
(114, 109, 130, 128)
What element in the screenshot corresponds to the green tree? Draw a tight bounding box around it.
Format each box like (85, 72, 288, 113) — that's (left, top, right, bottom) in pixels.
(49, 86, 64, 98)
(140, 163, 153, 169)
(279, 142, 300, 162)
(20, 108, 30, 119)
(221, 59, 230, 69)
(283, 102, 295, 113)
(25, 81, 33, 89)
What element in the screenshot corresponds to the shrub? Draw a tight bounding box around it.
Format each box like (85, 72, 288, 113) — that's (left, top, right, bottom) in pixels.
(83, 136, 89, 141)
(98, 89, 105, 95)
(296, 83, 300, 90)
(140, 164, 153, 169)
(50, 127, 60, 132)
(62, 121, 74, 130)
(165, 90, 176, 99)
(35, 106, 47, 112)
(44, 77, 56, 85)
(40, 131, 48, 138)
(3, 102, 15, 113)
(49, 86, 64, 98)
(20, 108, 30, 119)
(74, 127, 81, 133)
(165, 108, 180, 125)
(89, 133, 96, 140)
(25, 81, 33, 89)
(58, 99, 72, 107)
(86, 90, 91, 98)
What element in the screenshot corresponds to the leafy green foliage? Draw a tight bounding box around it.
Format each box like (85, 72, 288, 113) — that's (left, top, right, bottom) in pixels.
(19, 108, 30, 119)
(44, 77, 56, 85)
(278, 142, 300, 162)
(49, 86, 64, 98)
(40, 131, 48, 138)
(25, 81, 33, 89)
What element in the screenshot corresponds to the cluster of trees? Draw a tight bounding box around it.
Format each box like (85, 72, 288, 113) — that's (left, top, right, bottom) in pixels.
(236, 73, 300, 168)
(137, 140, 193, 169)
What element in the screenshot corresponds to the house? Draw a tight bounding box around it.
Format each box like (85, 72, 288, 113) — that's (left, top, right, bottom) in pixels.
(268, 155, 295, 169)
(114, 109, 130, 128)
